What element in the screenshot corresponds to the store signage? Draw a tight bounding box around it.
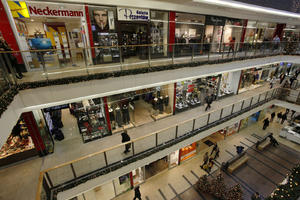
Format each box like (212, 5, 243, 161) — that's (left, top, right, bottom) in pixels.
(117, 7, 150, 21)
(205, 16, 226, 26)
(10, 2, 84, 18)
(7, 1, 30, 18)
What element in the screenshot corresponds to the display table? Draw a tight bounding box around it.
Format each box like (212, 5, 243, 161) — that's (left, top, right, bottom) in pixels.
(279, 123, 300, 144)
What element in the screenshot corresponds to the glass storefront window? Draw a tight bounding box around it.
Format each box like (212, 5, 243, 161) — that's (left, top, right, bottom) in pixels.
(169, 150, 179, 168)
(223, 19, 243, 51)
(132, 167, 145, 186)
(10, 2, 89, 72)
(180, 143, 196, 162)
(107, 84, 174, 130)
(150, 10, 169, 58)
(175, 12, 205, 56)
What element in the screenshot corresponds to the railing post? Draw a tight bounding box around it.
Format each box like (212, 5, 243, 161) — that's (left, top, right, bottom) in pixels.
(148, 45, 151, 67)
(241, 100, 245, 110)
(172, 44, 175, 64)
(175, 126, 178, 138)
(191, 44, 194, 62)
(155, 133, 158, 147)
(207, 113, 211, 125)
(82, 48, 89, 75)
(192, 119, 195, 131)
(231, 104, 235, 115)
(208, 43, 211, 61)
(249, 97, 254, 107)
(222, 43, 225, 59)
(132, 141, 135, 155)
(70, 163, 77, 178)
(219, 108, 224, 119)
(104, 151, 108, 166)
(119, 46, 124, 71)
(258, 93, 262, 102)
(45, 172, 53, 188)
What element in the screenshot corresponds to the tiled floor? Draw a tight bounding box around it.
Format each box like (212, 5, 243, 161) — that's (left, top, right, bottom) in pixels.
(112, 106, 300, 200)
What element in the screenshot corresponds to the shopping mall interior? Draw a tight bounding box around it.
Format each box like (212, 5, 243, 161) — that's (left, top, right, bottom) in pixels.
(0, 0, 300, 200)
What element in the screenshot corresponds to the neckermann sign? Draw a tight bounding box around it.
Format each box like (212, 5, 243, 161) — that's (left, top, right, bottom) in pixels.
(117, 7, 150, 21)
(27, 2, 84, 18)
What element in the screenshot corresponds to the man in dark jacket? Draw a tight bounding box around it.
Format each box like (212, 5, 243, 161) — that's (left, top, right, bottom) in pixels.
(263, 118, 270, 130)
(133, 186, 142, 200)
(205, 94, 213, 111)
(121, 130, 131, 153)
(281, 113, 287, 124)
(270, 112, 276, 122)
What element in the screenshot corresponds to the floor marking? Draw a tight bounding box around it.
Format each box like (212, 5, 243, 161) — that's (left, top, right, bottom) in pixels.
(158, 188, 167, 200)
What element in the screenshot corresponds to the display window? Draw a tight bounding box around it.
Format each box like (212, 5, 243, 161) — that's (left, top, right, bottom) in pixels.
(283, 25, 300, 42)
(131, 167, 145, 186)
(180, 143, 196, 162)
(168, 150, 179, 168)
(7, 1, 89, 72)
(174, 12, 205, 56)
(43, 99, 109, 144)
(88, 5, 120, 65)
(239, 65, 274, 93)
(0, 116, 37, 167)
(145, 156, 168, 179)
(219, 71, 241, 98)
(175, 76, 220, 113)
(150, 10, 169, 58)
(223, 19, 243, 51)
(204, 15, 226, 53)
(113, 173, 132, 195)
(244, 21, 257, 44)
(107, 84, 174, 130)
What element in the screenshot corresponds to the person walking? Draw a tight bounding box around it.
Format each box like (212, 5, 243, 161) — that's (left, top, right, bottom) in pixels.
(277, 112, 282, 123)
(268, 133, 279, 147)
(263, 118, 270, 130)
(273, 35, 280, 51)
(201, 152, 209, 168)
(121, 130, 131, 154)
(271, 112, 276, 122)
(133, 186, 142, 200)
(227, 37, 236, 57)
(205, 94, 213, 111)
(281, 113, 287, 124)
(235, 145, 244, 154)
(251, 192, 262, 200)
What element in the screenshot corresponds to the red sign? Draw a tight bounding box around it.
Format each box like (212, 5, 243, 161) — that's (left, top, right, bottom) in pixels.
(28, 6, 83, 17)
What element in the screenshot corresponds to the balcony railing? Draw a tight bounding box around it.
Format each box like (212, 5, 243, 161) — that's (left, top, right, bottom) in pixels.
(37, 87, 285, 200)
(0, 41, 298, 90)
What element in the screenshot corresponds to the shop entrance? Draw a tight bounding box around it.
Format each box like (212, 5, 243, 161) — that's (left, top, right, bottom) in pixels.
(118, 22, 149, 61)
(145, 156, 168, 179)
(205, 25, 223, 53)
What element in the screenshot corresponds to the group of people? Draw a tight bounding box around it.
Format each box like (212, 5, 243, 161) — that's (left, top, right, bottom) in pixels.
(201, 143, 220, 173)
(263, 108, 294, 131)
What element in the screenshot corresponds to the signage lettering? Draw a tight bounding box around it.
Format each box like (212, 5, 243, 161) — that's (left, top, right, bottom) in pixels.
(117, 7, 150, 21)
(28, 6, 83, 17)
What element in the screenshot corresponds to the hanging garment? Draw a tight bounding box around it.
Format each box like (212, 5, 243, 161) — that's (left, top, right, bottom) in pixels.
(115, 107, 123, 126)
(109, 108, 115, 122)
(122, 104, 130, 124)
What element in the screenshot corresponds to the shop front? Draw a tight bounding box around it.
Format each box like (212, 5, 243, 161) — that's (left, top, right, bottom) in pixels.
(222, 18, 243, 52)
(168, 150, 179, 168)
(145, 156, 169, 179)
(175, 75, 220, 113)
(107, 84, 174, 130)
(7, 1, 89, 71)
(0, 112, 52, 167)
(179, 142, 196, 162)
(174, 12, 205, 56)
(204, 15, 226, 53)
(283, 25, 300, 42)
(218, 70, 241, 99)
(43, 98, 110, 144)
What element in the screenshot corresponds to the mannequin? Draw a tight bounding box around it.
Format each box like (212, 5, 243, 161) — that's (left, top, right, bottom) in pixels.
(159, 96, 164, 113)
(122, 103, 130, 125)
(164, 95, 169, 107)
(115, 106, 122, 127)
(108, 106, 116, 130)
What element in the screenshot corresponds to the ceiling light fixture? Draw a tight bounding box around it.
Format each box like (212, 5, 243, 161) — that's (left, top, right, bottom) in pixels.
(193, 0, 300, 19)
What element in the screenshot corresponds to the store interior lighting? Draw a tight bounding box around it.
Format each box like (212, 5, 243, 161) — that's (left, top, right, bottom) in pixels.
(193, 0, 300, 19)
